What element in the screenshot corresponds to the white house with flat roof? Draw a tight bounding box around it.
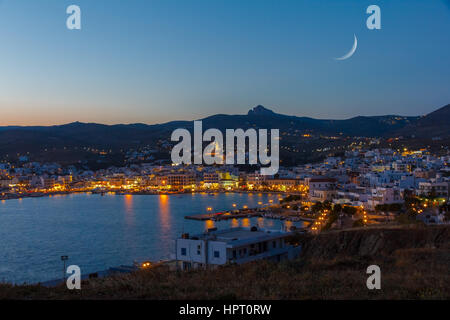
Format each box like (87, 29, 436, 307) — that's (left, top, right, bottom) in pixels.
(175, 227, 301, 270)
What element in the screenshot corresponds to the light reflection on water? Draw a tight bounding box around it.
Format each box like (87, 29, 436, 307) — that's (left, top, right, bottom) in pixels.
(0, 193, 302, 284)
(124, 194, 135, 227)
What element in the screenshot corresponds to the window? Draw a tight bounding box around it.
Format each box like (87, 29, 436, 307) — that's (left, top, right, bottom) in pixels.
(214, 250, 220, 258)
(181, 248, 187, 256)
(273, 241, 277, 248)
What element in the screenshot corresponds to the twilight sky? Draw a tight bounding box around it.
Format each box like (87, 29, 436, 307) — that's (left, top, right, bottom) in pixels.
(0, 0, 449, 125)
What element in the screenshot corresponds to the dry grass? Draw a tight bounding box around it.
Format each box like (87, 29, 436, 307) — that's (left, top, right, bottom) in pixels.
(1, 225, 449, 300)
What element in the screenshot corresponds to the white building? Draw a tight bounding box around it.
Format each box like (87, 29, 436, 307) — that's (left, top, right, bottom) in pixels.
(417, 181, 449, 199)
(245, 172, 267, 187)
(306, 176, 337, 202)
(175, 227, 301, 270)
(416, 210, 446, 225)
(306, 176, 337, 190)
(366, 187, 403, 210)
(310, 189, 337, 202)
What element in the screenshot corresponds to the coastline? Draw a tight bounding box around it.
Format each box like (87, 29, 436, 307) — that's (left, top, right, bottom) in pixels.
(0, 189, 290, 202)
(0, 191, 308, 284)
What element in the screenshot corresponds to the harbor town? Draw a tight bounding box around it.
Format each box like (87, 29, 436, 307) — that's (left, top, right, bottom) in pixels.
(1, 144, 449, 287)
(2, 146, 449, 234)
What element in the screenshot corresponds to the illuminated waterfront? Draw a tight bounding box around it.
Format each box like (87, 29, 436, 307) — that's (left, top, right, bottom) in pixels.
(0, 192, 302, 284)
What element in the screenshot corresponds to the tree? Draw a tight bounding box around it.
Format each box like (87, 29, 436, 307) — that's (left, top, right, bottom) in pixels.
(404, 194, 421, 210)
(323, 210, 339, 231)
(280, 194, 301, 204)
(323, 200, 332, 211)
(311, 201, 323, 213)
(342, 205, 357, 215)
(332, 204, 342, 214)
(395, 211, 418, 225)
(429, 187, 437, 200)
(388, 203, 402, 212)
(445, 211, 450, 222)
(352, 219, 364, 227)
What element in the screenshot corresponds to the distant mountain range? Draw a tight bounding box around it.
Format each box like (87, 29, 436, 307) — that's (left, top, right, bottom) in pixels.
(0, 104, 448, 164)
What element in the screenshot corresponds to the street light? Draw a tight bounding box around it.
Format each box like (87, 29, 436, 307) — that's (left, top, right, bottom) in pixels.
(61, 255, 69, 282)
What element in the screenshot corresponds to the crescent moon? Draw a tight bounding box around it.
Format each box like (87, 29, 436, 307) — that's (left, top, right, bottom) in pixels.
(335, 34, 358, 60)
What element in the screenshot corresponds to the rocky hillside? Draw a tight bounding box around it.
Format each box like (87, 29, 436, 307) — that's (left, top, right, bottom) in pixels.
(298, 225, 450, 259)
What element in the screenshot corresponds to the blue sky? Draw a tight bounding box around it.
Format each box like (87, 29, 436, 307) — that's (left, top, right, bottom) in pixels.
(0, 0, 449, 125)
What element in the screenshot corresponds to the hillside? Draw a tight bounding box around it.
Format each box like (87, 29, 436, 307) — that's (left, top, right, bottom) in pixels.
(1, 104, 442, 165)
(1, 225, 448, 300)
(0, 104, 448, 166)
(0, 105, 421, 144)
(395, 104, 450, 138)
(189, 105, 418, 136)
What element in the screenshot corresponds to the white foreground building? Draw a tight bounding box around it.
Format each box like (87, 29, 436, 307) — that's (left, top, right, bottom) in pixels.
(175, 227, 301, 270)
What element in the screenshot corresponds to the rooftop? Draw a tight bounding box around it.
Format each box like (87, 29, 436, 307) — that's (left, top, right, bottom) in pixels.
(183, 227, 291, 247)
